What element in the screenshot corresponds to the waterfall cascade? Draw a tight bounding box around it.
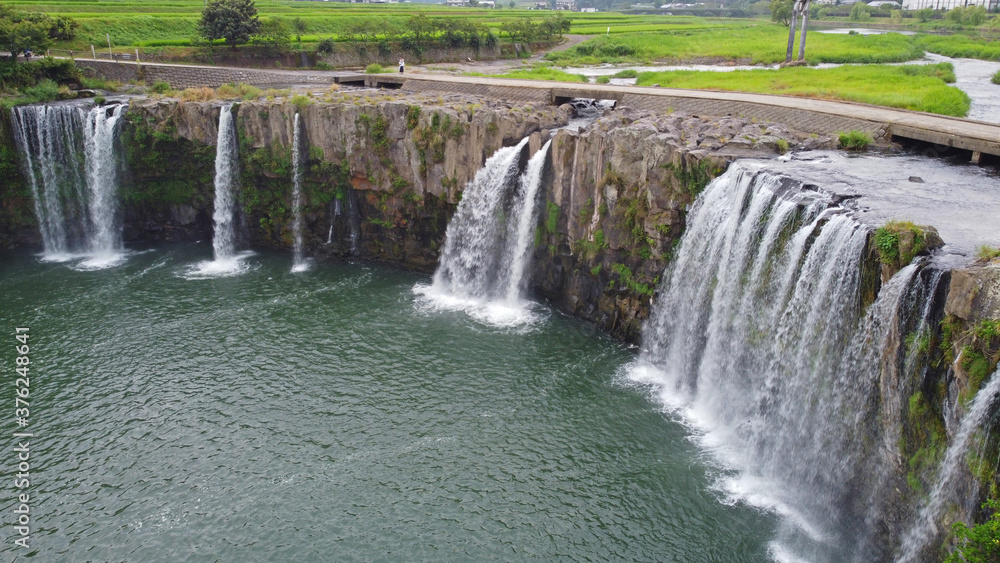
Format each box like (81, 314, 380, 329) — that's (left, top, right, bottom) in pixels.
(418, 138, 550, 326)
(290, 113, 308, 272)
(11, 102, 126, 266)
(630, 161, 970, 561)
(211, 104, 239, 263)
(899, 366, 1000, 561)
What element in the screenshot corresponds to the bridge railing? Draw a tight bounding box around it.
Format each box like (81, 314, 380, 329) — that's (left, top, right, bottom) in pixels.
(46, 48, 142, 63)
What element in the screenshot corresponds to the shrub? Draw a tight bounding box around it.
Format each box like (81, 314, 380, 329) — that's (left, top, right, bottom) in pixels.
(215, 82, 261, 100)
(365, 63, 384, 74)
(838, 130, 872, 151)
(179, 86, 217, 101)
(317, 37, 335, 55)
(149, 80, 171, 94)
(611, 69, 639, 79)
(93, 95, 106, 105)
(976, 245, 1000, 261)
(290, 94, 312, 110)
(596, 75, 610, 84)
(20, 79, 61, 103)
(946, 499, 1000, 563)
(992, 70, 1000, 85)
(916, 8, 934, 22)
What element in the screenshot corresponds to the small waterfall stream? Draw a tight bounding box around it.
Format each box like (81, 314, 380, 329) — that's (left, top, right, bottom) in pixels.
(899, 367, 1000, 562)
(11, 102, 126, 266)
(506, 140, 550, 303)
(211, 104, 239, 263)
(83, 104, 125, 265)
(418, 138, 550, 326)
(290, 113, 308, 272)
(185, 103, 250, 278)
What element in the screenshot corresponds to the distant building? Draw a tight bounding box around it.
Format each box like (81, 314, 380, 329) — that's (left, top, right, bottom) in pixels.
(580, 6, 598, 10)
(867, 0, 900, 6)
(902, 0, 988, 7)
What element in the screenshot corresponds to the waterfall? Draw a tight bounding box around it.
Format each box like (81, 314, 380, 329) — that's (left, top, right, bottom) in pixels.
(417, 138, 550, 326)
(211, 104, 239, 263)
(83, 104, 125, 265)
(290, 113, 308, 272)
(898, 368, 1000, 562)
(186, 103, 250, 278)
(630, 161, 944, 562)
(505, 140, 550, 303)
(10, 102, 126, 267)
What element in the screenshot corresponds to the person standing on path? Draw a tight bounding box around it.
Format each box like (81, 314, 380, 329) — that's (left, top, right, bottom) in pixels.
(399, 58, 405, 74)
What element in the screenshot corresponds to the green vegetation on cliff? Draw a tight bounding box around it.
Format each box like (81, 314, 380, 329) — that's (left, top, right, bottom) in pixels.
(121, 111, 216, 206)
(0, 111, 33, 235)
(947, 499, 1000, 563)
(873, 220, 936, 273)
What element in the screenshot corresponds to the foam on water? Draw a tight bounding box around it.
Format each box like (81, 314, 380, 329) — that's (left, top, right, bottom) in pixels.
(183, 251, 256, 279)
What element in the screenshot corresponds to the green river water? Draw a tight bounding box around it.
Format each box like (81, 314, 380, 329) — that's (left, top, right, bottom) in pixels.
(0, 245, 775, 561)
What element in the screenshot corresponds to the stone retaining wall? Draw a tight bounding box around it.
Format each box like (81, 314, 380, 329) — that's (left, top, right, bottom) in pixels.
(618, 93, 889, 139)
(75, 60, 334, 89)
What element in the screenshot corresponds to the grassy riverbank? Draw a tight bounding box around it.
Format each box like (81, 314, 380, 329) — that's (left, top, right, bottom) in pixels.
(465, 65, 588, 82)
(545, 25, 925, 66)
(635, 62, 970, 116)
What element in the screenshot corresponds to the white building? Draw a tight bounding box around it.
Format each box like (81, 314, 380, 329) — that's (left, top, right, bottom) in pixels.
(902, 0, 990, 8)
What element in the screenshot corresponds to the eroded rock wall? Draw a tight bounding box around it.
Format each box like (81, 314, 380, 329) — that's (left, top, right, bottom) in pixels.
(120, 92, 568, 271)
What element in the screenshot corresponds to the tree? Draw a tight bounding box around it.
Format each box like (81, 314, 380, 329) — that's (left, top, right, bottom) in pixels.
(509, 1, 516, 6)
(407, 14, 434, 47)
(770, 0, 793, 25)
(849, 3, 871, 22)
(0, 7, 51, 61)
(199, 0, 261, 47)
(291, 17, 307, 44)
(253, 17, 290, 54)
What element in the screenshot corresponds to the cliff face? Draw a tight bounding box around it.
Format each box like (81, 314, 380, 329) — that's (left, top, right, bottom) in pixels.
(0, 92, 832, 339)
(120, 92, 568, 271)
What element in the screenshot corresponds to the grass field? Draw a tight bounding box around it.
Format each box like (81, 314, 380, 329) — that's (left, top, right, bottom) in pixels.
(915, 34, 1000, 61)
(544, 25, 926, 65)
(634, 62, 970, 116)
(465, 65, 588, 82)
(1, 0, 747, 49)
